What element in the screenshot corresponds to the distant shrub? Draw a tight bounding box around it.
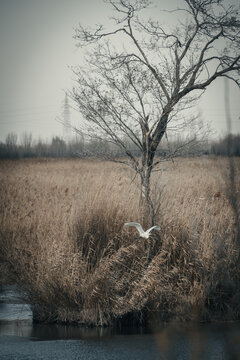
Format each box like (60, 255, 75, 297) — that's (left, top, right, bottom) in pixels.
(211, 134, 240, 156)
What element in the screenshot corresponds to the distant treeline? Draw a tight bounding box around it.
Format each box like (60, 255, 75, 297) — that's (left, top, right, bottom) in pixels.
(210, 134, 240, 156)
(0, 133, 85, 159)
(0, 132, 239, 159)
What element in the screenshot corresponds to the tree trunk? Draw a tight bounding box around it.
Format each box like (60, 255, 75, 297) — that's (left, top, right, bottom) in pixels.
(139, 113, 170, 265)
(140, 167, 154, 224)
(139, 112, 169, 226)
(140, 166, 155, 267)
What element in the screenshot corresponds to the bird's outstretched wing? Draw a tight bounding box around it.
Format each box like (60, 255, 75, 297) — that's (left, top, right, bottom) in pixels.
(145, 225, 161, 236)
(124, 222, 145, 236)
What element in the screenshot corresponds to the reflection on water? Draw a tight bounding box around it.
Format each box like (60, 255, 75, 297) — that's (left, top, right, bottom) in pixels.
(1, 321, 240, 359)
(0, 320, 150, 340)
(1, 285, 240, 359)
(153, 322, 240, 360)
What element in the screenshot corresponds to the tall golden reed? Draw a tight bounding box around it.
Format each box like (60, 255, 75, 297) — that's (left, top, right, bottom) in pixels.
(0, 157, 239, 325)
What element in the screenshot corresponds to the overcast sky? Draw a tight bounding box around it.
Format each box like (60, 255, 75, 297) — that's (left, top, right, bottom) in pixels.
(0, 0, 239, 144)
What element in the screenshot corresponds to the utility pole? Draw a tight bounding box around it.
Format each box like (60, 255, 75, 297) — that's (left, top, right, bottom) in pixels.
(62, 92, 71, 143)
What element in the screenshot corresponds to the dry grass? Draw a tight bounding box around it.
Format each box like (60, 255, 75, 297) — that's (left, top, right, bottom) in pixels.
(0, 157, 239, 326)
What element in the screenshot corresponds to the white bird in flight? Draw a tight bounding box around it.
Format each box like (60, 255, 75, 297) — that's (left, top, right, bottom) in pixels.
(124, 222, 161, 239)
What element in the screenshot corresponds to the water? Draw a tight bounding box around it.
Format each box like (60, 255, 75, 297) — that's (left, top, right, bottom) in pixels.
(0, 286, 240, 359)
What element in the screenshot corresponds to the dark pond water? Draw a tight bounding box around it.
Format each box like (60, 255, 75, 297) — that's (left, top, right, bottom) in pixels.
(1, 285, 240, 359)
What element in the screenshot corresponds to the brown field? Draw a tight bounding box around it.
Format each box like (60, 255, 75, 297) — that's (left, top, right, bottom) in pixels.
(0, 157, 239, 326)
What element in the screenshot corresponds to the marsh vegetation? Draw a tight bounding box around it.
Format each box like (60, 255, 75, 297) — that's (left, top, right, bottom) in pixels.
(0, 157, 239, 326)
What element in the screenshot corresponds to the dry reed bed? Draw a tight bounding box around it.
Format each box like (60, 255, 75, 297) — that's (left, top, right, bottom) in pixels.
(0, 157, 239, 325)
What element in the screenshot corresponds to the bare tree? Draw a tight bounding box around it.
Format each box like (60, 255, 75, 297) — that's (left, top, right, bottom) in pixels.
(4, 132, 18, 158)
(72, 0, 240, 224)
(5, 132, 18, 148)
(21, 132, 32, 156)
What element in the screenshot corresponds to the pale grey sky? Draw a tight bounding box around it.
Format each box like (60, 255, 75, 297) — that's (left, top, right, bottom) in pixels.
(0, 0, 239, 143)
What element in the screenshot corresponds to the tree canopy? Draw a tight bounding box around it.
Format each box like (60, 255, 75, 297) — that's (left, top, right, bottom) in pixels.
(72, 0, 240, 223)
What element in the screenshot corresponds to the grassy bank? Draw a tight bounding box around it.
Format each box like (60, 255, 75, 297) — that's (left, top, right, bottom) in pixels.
(0, 157, 239, 326)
